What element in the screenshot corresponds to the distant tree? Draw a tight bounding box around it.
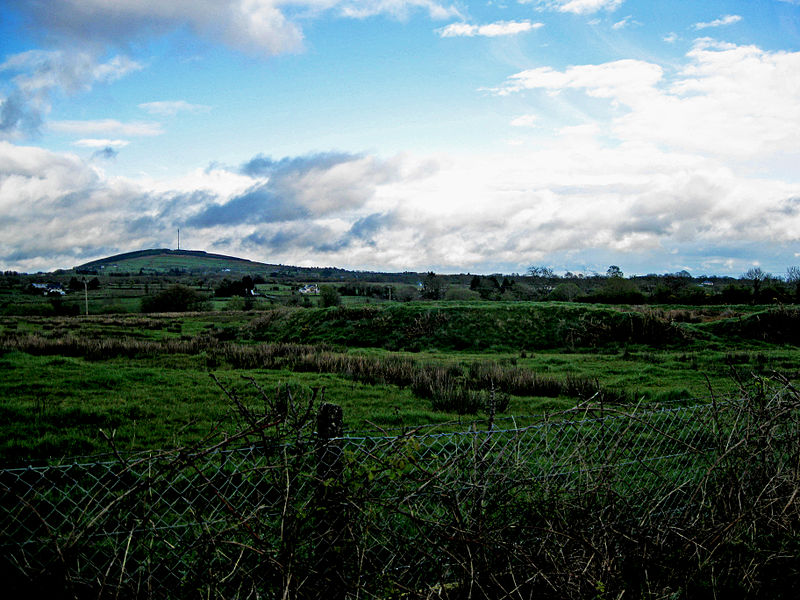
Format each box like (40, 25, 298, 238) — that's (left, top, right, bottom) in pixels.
(742, 266, 770, 282)
(549, 282, 581, 301)
(49, 297, 79, 316)
(741, 267, 772, 298)
(787, 266, 800, 302)
(319, 285, 341, 308)
(470, 275, 502, 300)
(141, 284, 209, 312)
(651, 283, 674, 304)
(444, 287, 480, 301)
(395, 285, 418, 302)
(420, 272, 444, 300)
(606, 265, 623, 278)
(720, 283, 752, 304)
(87, 277, 101, 290)
(215, 276, 254, 297)
(527, 265, 555, 278)
(756, 281, 791, 304)
(675, 285, 709, 305)
(596, 276, 644, 304)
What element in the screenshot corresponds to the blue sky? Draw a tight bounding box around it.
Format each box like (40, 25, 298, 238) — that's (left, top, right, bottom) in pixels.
(1, 0, 799, 276)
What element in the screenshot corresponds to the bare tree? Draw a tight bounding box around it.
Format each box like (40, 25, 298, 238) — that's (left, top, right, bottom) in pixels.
(527, 265, 555, 278)
(742, 266, 771, 296)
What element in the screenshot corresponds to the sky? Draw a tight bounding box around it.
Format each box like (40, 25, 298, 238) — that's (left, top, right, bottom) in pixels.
(1, 0, 799, 276)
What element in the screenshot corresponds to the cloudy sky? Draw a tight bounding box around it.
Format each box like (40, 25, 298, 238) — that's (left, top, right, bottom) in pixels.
(1, 0, 799, 276)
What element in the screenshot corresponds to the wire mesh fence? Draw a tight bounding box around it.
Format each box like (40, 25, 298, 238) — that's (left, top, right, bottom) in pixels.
(2, 379, 799, 599)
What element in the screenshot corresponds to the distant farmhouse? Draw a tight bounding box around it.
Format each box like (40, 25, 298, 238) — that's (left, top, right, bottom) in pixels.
(298, 284, 319, 295)
(31, 283, 66, 296)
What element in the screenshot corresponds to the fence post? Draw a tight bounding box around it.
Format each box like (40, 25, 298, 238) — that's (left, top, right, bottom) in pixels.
(314, 403, 346, 599)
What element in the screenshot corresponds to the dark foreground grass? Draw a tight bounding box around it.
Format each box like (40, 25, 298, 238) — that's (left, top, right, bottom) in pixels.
(2, 373, 798, 599)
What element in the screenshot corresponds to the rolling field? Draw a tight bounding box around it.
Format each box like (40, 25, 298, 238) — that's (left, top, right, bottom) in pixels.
(1, 301, 798, 464)
(2, 300, 799, 598)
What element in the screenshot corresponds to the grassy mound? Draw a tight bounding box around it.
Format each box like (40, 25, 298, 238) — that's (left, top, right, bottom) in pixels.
(244, 302, 691, 351)
(698, 306, 800, 344)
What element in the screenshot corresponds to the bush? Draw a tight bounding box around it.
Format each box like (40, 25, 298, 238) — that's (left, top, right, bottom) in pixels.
(140, 285, 210, 313)
(319, 285, 341, 308)
(549, 283, 581, 301)
(444, 287, 480, 301)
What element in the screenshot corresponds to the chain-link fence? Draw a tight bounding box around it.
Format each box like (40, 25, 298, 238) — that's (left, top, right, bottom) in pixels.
(2, 382, 799, 599)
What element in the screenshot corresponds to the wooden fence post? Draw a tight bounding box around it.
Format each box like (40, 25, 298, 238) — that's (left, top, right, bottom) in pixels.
(314, 403, 346, 599)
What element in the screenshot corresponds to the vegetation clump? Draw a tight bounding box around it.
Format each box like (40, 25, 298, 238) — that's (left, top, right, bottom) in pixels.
(140, 284, 210, 313)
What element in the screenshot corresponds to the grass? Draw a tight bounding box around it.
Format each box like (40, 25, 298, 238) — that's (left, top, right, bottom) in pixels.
(5, 375, 798, 598)
(0, 350, 456, 463)
(0, 302, 797, 464)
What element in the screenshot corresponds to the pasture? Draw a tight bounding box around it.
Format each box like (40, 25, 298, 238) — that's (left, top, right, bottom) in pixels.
(1, 297, 799, 598)
(1, 301, 798, 464)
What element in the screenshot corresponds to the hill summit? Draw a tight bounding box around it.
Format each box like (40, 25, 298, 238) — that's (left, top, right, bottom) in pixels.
(73, 248, 355, 279)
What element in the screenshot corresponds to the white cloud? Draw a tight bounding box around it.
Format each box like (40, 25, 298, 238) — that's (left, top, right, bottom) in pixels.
(694, 14, 741, 30)
(663, 32, 678, 43)
(536, 0, 624, 15)
(612, 15, 638, 30)
(492, 59, 664, 106)
(2, 136, 798, 275)
(334, 0, 461, 20)
(0, 51, 142, 94)
(510, 114, 538, 127)
(50, 119, 164, 136)
(0, 50, 143, 138)
(138, 101, 211, 116)
(12, 1, 303, 57)
(12, 1, 461, 58)
(492, 40, 800, 161)
(72, 139, 130, 148)
(438, 20, 543, 38)
(2, 31, 800, 275)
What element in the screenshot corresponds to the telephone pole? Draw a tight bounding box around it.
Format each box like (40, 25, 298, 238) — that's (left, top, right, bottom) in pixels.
(177, 227, 180, 250)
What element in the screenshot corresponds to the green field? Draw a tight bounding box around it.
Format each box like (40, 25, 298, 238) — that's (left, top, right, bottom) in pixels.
(1, 301, 798, 465)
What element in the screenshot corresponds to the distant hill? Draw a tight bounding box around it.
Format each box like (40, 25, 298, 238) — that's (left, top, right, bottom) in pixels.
(72, 248, 410, 281)
(78, 248, 260, 267)
(74, 249, 273, 274)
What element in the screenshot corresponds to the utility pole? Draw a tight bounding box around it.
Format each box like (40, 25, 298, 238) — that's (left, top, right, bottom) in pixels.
(177, 227, 180, 250)
(82, 278, 89, 316)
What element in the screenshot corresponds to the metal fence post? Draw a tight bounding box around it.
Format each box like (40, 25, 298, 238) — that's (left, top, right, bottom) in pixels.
(314, 403, 346, 599)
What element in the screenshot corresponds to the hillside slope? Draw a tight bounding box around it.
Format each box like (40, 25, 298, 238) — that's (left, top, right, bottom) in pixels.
(73, 249, 379, 279)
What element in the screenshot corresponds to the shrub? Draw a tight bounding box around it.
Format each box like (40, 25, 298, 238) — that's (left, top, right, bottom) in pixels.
(444, 287, 480, 301)
(548, 283, 581, 301)
(140, 284, 210, 313)
(319, 285, 341, 308)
